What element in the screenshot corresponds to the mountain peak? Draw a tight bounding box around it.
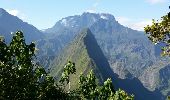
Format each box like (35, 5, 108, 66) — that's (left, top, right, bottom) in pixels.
(0, 8, 44, 43)
(45, 12, 117, 34)
(82, 12, 115, 21)
(0, 8, 5, 11)
(0, 8, 8, 16)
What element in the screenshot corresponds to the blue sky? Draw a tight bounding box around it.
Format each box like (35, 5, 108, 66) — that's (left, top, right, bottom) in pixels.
(0, 0, 169, 31)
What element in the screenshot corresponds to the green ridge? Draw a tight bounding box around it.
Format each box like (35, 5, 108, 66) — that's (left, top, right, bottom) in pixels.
(50, 28, 112, 90)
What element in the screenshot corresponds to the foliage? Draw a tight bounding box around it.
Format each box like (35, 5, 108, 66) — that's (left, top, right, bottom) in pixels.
(60, 61, 76, 84)
(78, 70, 134, 100)
(98, 78, 115, 99)
(112, 89, 134, 100)
(168, 95, 170, 100)
(144, 8, 170, 56)
(0, 31, 68, 99)
(79, 70, 98, 99)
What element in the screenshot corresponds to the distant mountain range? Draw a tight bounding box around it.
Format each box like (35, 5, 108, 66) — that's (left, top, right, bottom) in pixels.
(0, 8, 44, 43)
(0, 8, 170, 99)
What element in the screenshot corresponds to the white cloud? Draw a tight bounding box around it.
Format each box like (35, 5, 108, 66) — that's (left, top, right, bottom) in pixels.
(145, 0, 167, 4)
(6, 9, 19, 16)
(116, 16, 152, 31)
(116, 17, 131, 25)
(128, 20, 152, 31)
(86, 9, 96, 13)
(6, 9, 27, 20)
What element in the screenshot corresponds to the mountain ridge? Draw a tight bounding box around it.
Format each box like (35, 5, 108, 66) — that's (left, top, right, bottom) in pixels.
(0, 8, 44, 43)
(50, 28, 115, 89)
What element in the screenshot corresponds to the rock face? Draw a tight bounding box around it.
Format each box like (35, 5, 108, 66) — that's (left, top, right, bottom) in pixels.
(139, 61, 170, 94)
(0, 8, 44, 43)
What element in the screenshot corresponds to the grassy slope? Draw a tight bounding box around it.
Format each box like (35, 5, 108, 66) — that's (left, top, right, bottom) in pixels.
(50, 29, 106, 90)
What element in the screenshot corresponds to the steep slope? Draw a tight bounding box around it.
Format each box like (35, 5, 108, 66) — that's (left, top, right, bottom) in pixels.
(0, 8, 44, 43)
(36, 29, 75, 68)
(89, 18, 155, 78)
(139, 60, 170, 96)
(50, 29, 113, 89)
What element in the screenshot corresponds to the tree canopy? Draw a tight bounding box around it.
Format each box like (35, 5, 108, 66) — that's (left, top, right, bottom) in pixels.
(0, 31, 68, 99)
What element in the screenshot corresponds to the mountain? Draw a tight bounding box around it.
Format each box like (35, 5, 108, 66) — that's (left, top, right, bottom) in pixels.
(0, 7, 169, 99)
(139, 61, 170, 95)
(0, 8, 44, 43)
(49, 28, 165, 100)
(43, 12, 170, 99)
(42, 13, 118, 55)
(39, 13, 112, 56)
(45, 13, 115, 34)
(49, 29, 114, 89)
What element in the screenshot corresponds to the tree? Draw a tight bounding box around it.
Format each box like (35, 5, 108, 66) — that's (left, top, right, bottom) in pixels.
(59, 61, 76, 92)
(79, 70, 98, 99)
(78, 70, 134, 100)
(0, 31, 68, 99)
(98, 78, 115, 99)
(112, 89, 134, 100)
(144, 7, 170, 56)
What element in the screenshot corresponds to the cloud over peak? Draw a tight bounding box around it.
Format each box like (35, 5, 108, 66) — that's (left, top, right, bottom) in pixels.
(6, 9, 27, 20)
(6, 9, 19, 16)
(116, 16, 152, 31)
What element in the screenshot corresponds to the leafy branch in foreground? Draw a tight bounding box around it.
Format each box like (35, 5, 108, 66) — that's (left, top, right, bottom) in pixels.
(144, 7, 170, 56)
(59, 61, 76, 92)
(79, 70, 98, 99)
(144, 6, 170, 100)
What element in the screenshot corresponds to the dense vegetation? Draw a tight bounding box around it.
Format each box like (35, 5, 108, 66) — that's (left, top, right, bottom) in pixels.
(0, 31, 133, 99)
(0, 31, 68, 99)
